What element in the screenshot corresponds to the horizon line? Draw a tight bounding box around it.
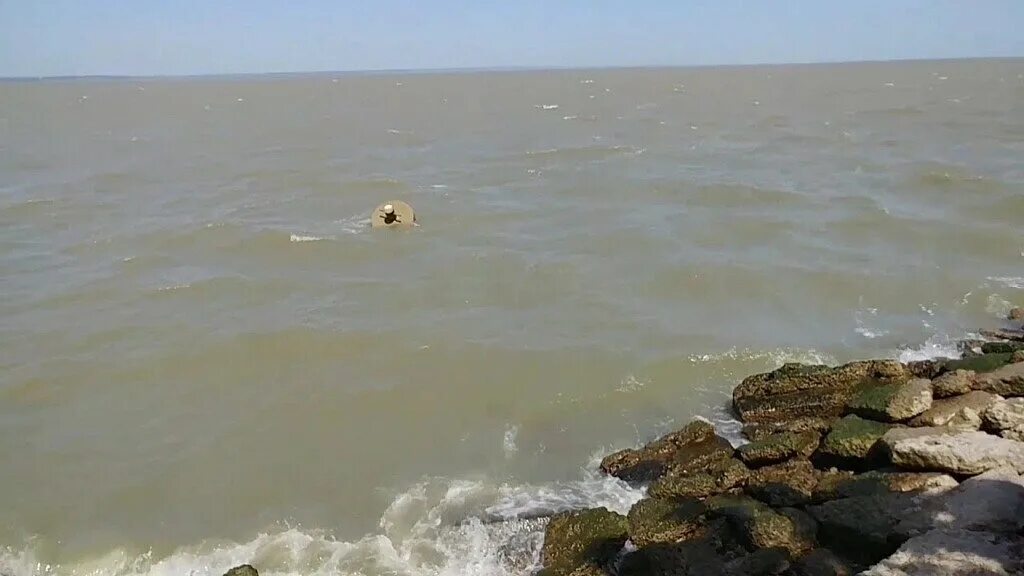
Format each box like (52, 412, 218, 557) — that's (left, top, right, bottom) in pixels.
(2, 55, 1021, 82)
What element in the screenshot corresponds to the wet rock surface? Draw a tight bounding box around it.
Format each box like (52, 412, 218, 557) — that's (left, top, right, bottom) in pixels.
(538, 324, 1024, 576)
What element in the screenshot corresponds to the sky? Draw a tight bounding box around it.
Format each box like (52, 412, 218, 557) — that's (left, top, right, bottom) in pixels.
(1, 0, 1023, 77)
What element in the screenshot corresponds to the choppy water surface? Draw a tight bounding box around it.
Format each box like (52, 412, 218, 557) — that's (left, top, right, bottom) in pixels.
(2, 59, 1023, 575)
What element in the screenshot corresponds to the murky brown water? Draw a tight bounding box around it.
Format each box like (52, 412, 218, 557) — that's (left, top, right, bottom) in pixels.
(1, 59, 1023, 575)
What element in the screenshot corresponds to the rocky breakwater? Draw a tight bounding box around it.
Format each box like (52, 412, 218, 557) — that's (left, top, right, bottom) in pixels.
(537, 309, 1024, 576)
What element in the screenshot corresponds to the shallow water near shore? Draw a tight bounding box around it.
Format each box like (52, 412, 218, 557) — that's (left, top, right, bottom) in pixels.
(2, 59, 1024, 575)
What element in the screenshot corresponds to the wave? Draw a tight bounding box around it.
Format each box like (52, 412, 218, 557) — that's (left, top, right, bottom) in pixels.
(1, 466, 641, 576)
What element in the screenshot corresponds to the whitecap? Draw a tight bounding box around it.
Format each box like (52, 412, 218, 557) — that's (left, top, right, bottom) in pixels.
(289, 234, 328, 243)
(502, 425, 519, 459)
(988, 276, 1024, 290)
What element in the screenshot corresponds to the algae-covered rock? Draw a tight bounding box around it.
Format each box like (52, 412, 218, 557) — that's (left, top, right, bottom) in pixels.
(813, 470, 957, 501)
(627, 496, 708, 547)
(971, 362, 1024, 397)
(540, 507, 628, 576)
(982, 341, 1024, 354)
(943, 352, 1013, 375)
(742, 416, 834, 442)
(600, 420, 733, 483)
(931, 369, 976, 398)
(733, 360, 910, 424)
(223, 566, 258, 576)
(847, 379, 932, 422)
(649, 457, 749, 499)
(909, 390, 1000, 428)
(736, 430, 820, 468)
(806, 492, 928, 566)
(815, 415, 892, 469)
(617, 539, 730, 576)
(982, 397, 1024, 441)
(706, 495, 816, 558)
(745, 459, 821, 507)
(880, 427, 1024, 475)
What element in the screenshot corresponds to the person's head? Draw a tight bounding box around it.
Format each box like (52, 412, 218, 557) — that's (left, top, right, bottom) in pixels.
(383, 204, 395, 215)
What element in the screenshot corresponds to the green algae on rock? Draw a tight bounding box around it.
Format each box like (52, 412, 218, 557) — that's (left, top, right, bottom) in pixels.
(815, 415, 892, 469)
(847, 379, 932, 422)
(733, 360, 910, 424)
(599, 420, 733, 483)
(626, 496, 708, 547)
(539, 507, 628, 576)
(737, 430, 821, 467)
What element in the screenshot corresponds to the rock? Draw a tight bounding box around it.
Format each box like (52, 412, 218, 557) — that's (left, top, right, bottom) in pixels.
(600, 420, 734, 483)
(1010, 307, 1024, 322)
(814, 415, 892, 470)
(788, 548, 852, 576)
(618, 539, 730, 576)
(896, 467, 1024, 536)
(905, 359, 947, 380)
(982, 341, 1024, 354)
(733, 360, 910, 424)
(742, 417, 834, 442)
(983, 397, 1024, 441)
(972, 362, 1024, 397)
(745, 459, 821, 507)
(736, 430, 820, 468)
(649, 457, 749, 499)
(880, 427, 1024, 475)
(706, 495, 816, 559)
(540, 507, 628, 576)
(722, 548, 792, 575)
(931, 369, 976, 398)
(626, 496, 708, 547)
(909, 390, 1000, 428)
(860, 529, 1024, 576)
(223, 566, 258, 576)
(806, 491, 933, 565)
(980, 328, 1024, 342)
(1013, 350, 1024, 364)
(816, 471, 958, 500)
(847, 379, 932, 422)
(943, 352, 1014, 374)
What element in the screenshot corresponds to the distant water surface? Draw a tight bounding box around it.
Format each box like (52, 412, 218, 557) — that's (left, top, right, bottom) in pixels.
(1, 59, 1023, 576)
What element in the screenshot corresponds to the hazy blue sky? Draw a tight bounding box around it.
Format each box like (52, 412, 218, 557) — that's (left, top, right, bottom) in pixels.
(2, 0, 1023, 77)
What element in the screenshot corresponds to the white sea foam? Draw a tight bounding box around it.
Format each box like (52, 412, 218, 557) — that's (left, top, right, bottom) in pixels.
(1, 464, 643, 576)
(988, 276, 1024, 290)
(502, 425, 519, 459)
(289, 234, 328, 243)
(896, 333, 965, 363)
(533, 104, 559, 110)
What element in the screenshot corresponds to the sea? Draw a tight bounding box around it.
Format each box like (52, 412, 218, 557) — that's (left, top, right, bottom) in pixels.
(1, 58, 1023, 576)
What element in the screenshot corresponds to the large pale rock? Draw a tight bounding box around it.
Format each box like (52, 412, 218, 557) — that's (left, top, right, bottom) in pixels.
(848, 379, 932, 422)
(972, 362, 1024, 397)
(909, 390, 1000, 428)
(897, 467, 1024, 536)
(881, 427, 1024, 475)
(983, 397, 1024, 441)
(931, 369, 976, 398)
(733, 360, 910, 424)
(600, 420, 733, 483)
(540, 507, 628, 576)
(860, 529, 1024, 576)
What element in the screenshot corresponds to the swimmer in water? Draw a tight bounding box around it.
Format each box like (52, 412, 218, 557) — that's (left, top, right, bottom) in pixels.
(381, 204, 400, 225)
